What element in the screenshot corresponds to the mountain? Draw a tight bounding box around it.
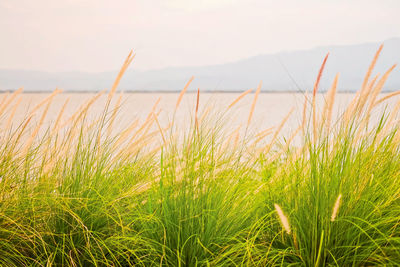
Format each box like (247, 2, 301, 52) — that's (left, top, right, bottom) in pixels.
(1, 38, 400, 92)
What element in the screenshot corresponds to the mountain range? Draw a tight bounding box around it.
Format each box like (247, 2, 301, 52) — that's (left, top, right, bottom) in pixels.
(1, 38, 399, 92)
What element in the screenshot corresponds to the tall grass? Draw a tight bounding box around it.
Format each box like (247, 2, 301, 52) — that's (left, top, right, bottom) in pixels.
(0, 45, 400, 266)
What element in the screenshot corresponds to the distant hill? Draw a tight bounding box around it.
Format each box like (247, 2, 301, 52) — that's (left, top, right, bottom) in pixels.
(1, 38, 399, 92)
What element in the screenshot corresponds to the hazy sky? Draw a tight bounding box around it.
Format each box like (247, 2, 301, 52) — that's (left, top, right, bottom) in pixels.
(1, 0, 399, 72)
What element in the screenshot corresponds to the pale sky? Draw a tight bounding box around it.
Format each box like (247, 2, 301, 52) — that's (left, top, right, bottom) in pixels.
(0, 0, 399, 72)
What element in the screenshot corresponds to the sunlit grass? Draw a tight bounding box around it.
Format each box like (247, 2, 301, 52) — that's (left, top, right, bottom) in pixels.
(0, 46, 400, 266)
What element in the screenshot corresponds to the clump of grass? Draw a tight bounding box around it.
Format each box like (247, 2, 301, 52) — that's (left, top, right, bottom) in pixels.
(0, 45, 400, 266)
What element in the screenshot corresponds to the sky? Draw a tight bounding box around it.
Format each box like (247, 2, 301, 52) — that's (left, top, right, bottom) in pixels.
(0, 0, 399, 72)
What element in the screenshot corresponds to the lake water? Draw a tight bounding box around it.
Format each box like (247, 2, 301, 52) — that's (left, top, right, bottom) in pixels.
(1, 92, 397, 139)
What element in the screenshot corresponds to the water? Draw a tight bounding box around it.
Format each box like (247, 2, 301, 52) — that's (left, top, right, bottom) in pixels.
(1, 92, 396, 139)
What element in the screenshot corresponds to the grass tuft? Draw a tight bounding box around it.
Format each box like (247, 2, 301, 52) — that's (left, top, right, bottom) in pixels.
(0, 45, 400, 266)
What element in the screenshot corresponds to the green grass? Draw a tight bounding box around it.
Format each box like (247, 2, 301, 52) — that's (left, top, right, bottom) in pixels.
(1, 47, 400, 266)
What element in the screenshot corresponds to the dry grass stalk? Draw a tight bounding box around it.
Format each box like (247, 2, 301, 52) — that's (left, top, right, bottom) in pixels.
(107, 92, 123, 136)
(0, 88, 23, 118)
(228, 88, 253, 109)
(60, 90, 105, 130)
(52, 98, 70, 133)
(253, 127, 275, 146)
(5, 96, 22, 131)
(0, 92, 10, 113)
(122, 128, 161, 158)
(312, 53, 329, 143)
(351, 44, 384, 119)
(374, 90, 400, 107)
(365, 65, 397, 117)
(323, 73, 339, 131)
(113, 119, 139, 149)
(331, 194, 342, 222)
(356, 74, 379, 117)
(13, 115, 34, 146)
(247, 81, 262, 127)
(28, 89, 62, 117)
(23, 92, 56, 154)
(344, 73, 377, 128)
(233, 125, 241, 148)
(146, 97, 161, 121)
(374, 99, 400, 143)
(274, 204, 291, 234)
(127, 116, 155, 145)
(175, 76, 194, 110)
(343, 89, 362, 125)
(360, 44, 383, 93)
(107, 50, 135, 101)
(386, 100, 400, 127)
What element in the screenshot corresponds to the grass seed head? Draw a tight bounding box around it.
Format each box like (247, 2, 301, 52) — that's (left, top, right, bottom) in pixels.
(331, 194, 342, 222)
(274, 204, 291, 234)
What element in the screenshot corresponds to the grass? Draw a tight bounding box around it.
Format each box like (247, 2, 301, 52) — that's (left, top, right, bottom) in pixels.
(1, 46, 400, 266)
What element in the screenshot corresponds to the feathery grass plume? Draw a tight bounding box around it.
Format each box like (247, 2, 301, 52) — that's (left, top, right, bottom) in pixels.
(107, 50, 135, 101)
(28, 88, 62, 117)
(12, 114, 34, 146)
(253, 127, 275, 145)
(374, 90, 400, 107)
(175, 76, 194, 110)
(0, 92, 9, 113)
(344, 75, 378, 127)
(365, 64, 397, 116)
(228, 88, 253, 109)
(5, 96, 22, 130)
(343, 89, 361, 125)
(353, 44, 384, 115)
(331, 194, 342, 222)
(349, 75, 379, 118)
(0, 87, 23, 118)
(247, 81, 262, 127)
(357, 74, 379, 116)
(360, 44, 383, 93)
(113, 118, 139, 149)
(322, 73, 339, 131)
(312, 53, 329, 143)
(51, 97, 70, 133)
(353, 66, 395, 138)
(127, 114, 155, 144)
(374, 99, 400, 143)
(1, 45, 400, 266)
(274, 204, 291, 234)
(375, 102, 400, 144)
(23, 90, 59, 154)
(99, 51, 135, 153)
(62, 89, 105, 128)
(233, 125, 241, 148)
(107, 92, 123, 136)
